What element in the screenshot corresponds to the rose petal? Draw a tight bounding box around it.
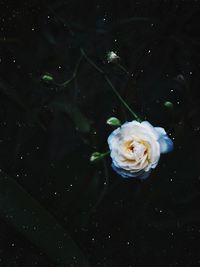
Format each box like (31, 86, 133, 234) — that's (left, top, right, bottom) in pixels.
(112, 163, 143, 178)
(138, 169, 152, 180)
(154, 127, 166, 137)
(107, 127, 120, 150)
(141, 121, 159, 140)
(158, 135, 174, 154)
(111, 164, 151, 180)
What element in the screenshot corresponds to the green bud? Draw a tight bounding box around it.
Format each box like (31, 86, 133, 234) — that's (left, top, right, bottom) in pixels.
(164, 101, 174, 109)
(42, 74, 54, 82)
(90, 152, 102, 162)
(106, 117, 121, 126)
(90, 151, 110, 162)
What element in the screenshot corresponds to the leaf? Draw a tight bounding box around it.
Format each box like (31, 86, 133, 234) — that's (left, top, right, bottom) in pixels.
(0, 170, 89, 267)
(50, 102, 91, 133)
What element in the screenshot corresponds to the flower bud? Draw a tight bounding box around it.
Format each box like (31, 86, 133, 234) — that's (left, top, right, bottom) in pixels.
(90, 152, 102, 162)
(42, 74, 54, 82)
(106, 117, 121, 126)
(107, 51, 120, 63)
(164, 101, 174, 109)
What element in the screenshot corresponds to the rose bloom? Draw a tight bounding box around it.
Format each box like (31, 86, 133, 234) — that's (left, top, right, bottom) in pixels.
(107, 121, 173, 179)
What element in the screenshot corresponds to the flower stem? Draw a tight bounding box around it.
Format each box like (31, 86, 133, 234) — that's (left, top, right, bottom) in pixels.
(101, 151, 110, 157)
(104, 76, 141, 122)
(59, 53, 83, 87)
(81, 48, 141, 122)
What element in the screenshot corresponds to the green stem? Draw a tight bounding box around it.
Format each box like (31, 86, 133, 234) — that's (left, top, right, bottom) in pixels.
(104, 76, 141, 122)
(81, 49, 141, 122)
(58, 53, 83, 87)
(116, 63, 129, 74)
(101, 151, 110, 158)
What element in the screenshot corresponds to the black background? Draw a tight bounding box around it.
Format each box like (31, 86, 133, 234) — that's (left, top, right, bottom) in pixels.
(0, 0, 200, 266)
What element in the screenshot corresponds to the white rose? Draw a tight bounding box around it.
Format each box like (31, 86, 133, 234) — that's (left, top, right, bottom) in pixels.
(107, 120, 173, 180)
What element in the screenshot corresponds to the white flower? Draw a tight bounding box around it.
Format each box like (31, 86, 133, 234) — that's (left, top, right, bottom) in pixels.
(107, 120, 173, 180)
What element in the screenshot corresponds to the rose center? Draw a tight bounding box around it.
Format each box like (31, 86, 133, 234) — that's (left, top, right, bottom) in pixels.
(124, 140, 148, 159)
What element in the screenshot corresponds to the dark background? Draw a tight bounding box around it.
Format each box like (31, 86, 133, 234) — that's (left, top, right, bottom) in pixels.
(0, 0, 200, 266)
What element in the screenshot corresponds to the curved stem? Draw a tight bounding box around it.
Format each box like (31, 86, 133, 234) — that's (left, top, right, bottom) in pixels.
(81, 48, 141, 122)
(104, 76, 141, 122)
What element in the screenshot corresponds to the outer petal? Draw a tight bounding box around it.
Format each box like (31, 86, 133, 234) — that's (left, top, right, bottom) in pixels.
(138, 169, 152, 180)
(111, 164, 139, 178)
(158, 135, 174, 154)
(154, 127, 166, 138)
(112, 164, 151, 180)
(107, 127, 121, 150)
(141, 121, 159, 140)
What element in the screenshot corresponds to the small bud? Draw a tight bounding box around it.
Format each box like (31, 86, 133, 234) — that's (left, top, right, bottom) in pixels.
(42, 74, 54, 82)
(90, 151, 110, 162)
(164, 101, 174, 109)
(107, 51, 120, 63)
(90, 152, 102, 162)
(106, 117, 121, 126)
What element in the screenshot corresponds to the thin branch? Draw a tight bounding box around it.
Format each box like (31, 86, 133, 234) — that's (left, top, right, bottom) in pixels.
(81, 48, 141, 121)
(58, 53, 83, 88)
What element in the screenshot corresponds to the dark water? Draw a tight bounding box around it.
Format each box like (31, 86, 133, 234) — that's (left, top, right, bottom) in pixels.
(0, 1, 200, 266)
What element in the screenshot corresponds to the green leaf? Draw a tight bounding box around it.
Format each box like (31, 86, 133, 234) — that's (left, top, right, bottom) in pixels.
(0, 170, 89, 267)
(50, 102, 91, 133)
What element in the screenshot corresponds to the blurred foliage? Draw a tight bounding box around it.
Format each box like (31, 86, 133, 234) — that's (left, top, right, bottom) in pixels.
(0, 0, 200, 266)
